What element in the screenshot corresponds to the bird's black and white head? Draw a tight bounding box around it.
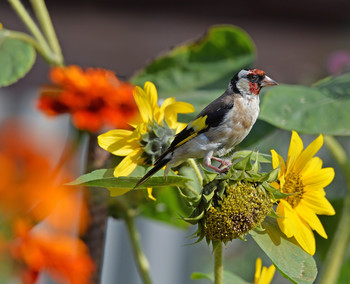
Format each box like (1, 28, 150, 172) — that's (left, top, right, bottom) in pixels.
(229, 68, 278, 96)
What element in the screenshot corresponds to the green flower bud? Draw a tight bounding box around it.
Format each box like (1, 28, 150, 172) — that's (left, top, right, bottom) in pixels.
(140, 122, 175, 165)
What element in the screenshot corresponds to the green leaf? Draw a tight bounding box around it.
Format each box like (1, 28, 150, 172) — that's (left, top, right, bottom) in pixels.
(0, 33, 36, 87)
(233, 150, 272, 163)
(67, 167, 192, 190)
(260, 73, 350, 135)
(191, 270, 250, 284)
(250, 217, 317, 284)
(233, 151, 253, 171)
(131, 25, 255, 94)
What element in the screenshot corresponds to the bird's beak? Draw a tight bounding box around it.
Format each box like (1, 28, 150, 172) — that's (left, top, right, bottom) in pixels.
(261, 76, 278, 87)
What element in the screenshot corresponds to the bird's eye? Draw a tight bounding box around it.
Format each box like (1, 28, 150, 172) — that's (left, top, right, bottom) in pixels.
(249, 74, 259, 82)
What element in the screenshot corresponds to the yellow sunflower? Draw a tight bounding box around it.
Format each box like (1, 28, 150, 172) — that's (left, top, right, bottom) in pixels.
(254, 258, 275, 284)
(271, 131, 335, 255)
(98, 81, 194, 178)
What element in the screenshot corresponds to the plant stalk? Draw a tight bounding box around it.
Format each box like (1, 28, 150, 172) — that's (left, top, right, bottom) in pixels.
(214, 243, 223, 284)
(188, 158, 203, 186)
(82, 133, 109, 284)
(1, 29, 44, 54)
(124, 210, 153, 284)
(30, 0, 63, 65)
(7, 0, 61, 65)
(319, 136, 350, 284)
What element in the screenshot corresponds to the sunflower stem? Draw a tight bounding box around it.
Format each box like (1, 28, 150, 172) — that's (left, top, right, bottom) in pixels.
(319, 136, 350, 284)
(188, 158, 203, 186)
(214, 243, 223, 284)
(124, 210, 153, 284)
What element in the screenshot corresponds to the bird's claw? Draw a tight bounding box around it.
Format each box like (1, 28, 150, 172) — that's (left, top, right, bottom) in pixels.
(212, 157, 232, 168)
(206, 157, 232, 173)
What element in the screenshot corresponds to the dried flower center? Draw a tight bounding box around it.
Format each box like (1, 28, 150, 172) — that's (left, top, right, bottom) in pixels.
(283, 172, 304, 208)
(204, 181, 273, 242)
(140, 122, 175, 165)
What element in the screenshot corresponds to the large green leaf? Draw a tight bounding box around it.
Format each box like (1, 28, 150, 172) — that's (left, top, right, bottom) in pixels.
(131, 25, 255, 94)
(191, 270, 250, 284)
(250, 217, 317, 284)
(0, 32, 36, 87)
(68, 167, 192, 190)
(259, 73, 350, 135)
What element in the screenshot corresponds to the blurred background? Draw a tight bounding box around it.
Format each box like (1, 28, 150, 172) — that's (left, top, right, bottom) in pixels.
(1, 0, 350, 283)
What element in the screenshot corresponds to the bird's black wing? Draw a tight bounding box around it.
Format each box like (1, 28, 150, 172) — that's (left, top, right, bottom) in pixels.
(155, 94, 235, 164)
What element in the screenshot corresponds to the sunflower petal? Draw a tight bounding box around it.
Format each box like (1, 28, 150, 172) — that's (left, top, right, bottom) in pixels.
(278, 198, 316, 254)
(301, 157, 323, 177)
(157, 97, 175, 124)
(276, 200, 298, 238)
(144, 81, 158, 109)
(164, 102, 195, 129)
(98, 129, 140, 156)
(294, 134, 323, 174)
(302, 191, 335, 215)
(271, 149, 286, 181)
(286, 131, 304, 171)
(166, 101, 195, 114)
(113, 148, 143, 177)
(264, 265, 276, 284)
(98, 129, 133, 148)
(108, 141, 140, 156)
(302, 167, 335, 189)
(255, 258, 262, 283)
(295, 204, 328, 239)
(147, 187, 156, 201)
(292, 215, 316, 255)
(144, 81, 160, 119)
(174, 122, 188, 133)
(133, 86, 153, 123)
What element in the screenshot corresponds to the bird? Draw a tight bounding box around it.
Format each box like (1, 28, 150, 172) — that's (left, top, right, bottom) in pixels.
(134, 68, 278, 188)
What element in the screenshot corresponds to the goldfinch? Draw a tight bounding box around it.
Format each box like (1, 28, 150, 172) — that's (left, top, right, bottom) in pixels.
(135, 68, 278, 188)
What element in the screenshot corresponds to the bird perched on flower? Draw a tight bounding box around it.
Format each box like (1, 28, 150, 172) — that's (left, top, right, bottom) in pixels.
(135, 68, 278, 188)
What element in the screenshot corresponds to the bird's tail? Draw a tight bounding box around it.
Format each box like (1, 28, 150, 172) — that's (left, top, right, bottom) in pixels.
(133, 154, 171, 189)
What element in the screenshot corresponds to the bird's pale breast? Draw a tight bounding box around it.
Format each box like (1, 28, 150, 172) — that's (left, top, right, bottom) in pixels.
(206, 94, 259, 155)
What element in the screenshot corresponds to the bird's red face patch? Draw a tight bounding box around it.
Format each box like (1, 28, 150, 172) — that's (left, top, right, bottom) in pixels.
(248, 69, 265, 95)
(249, 82, 260, 95)
(249, 69, 265, 76)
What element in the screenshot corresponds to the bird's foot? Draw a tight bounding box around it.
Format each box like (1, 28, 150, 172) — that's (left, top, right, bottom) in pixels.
(206, 163, 229, 174)
(205, 157, 232, 173)
(212, 157, 232, 168)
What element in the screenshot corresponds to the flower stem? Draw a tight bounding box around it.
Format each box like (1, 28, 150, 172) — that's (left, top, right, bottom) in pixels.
(82, 133, 109, 284)
(1, 29, 44, 55)
(319, 136, 350, 284)
(30, 0, 64, 65)
(7, 0, 62, 65)
(214, 243, 223, 284)
(188, 158, 203, 186)
(124, 210, 153, 284)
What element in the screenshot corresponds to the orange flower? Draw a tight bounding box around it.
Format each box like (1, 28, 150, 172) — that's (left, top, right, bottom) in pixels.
(38, 65, 137, 132)
(0, 121, 93, 281)
(0, 121, 89, 234)
(11, 220, 95, 284)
